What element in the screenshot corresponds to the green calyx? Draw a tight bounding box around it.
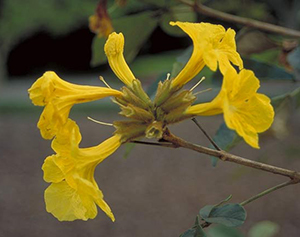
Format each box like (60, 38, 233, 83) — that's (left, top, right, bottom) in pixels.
(113, 78, 196, 143)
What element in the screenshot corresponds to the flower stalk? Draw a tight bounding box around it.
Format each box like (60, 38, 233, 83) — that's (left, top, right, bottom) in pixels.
(162, 129, 300, 181)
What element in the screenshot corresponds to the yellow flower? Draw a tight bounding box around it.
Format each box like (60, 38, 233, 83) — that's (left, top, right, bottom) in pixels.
(89, 0, 114, 38)
(28, 71, 122, 139)
(29, 21, 275, 223)
(104, 32, 136, 86)
(42, 119, 121, 221)
(186, 68, 274, 148)
(170, 21, 243, 89)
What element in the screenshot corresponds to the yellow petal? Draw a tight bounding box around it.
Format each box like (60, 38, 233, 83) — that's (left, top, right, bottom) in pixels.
(188, 68, 274, 148)
(217, 28, 243, 74)
(44, 131, 121, 221)
(75, 176, 115, 222)
(170, 21, 243, 88)
(51, 119, 81, 154)
(30, 71, 121, 139)
(170, 22, 207, 88)
(77, 134, 122, 167)
(185, 93, 223, 116)
(42, 155, 65, 183)
(226, 69, 259, 101)
(104, 32, 135, 86)
(45, 181, 97, 221)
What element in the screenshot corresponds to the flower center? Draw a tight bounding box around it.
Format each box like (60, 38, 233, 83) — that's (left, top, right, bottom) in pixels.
(113, 79, 196, 143)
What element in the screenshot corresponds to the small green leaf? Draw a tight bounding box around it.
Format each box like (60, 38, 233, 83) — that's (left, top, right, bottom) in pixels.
(160, 5, 196, 37)
(199, 204, 246, 227)
(180, 227, 207, 237)
(207, 225, 244, 237)
(91, 11, 158, 66)
(243, 58, 294, 81)
(248, 221, 279, 237)
(180, 229, 198, 237)
(171, 46, 193, 78)
(271, 87, 300, 109)
(237, 30, 277, 56)
(287, 46, 300, 73)
(180, 216, 207, 237)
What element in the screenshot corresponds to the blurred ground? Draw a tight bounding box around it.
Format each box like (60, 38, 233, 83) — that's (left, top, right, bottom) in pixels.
(0, 101, 300, 237)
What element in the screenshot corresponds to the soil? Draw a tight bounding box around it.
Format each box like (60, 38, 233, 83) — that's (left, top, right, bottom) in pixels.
(0, 111, 300, 237)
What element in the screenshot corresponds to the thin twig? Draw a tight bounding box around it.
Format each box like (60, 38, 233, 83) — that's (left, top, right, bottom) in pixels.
(200, 180, 295, 229)
(192, 118, 221, 151)
(162, 129, 300, 181)
(240, 180, 295, 206)
(179, 0, 300, 38)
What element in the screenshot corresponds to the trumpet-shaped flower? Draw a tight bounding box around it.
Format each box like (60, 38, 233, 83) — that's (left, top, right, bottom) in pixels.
(28, 71, 122, 139)
(104, 32, 136, 86)
(29, 20, 275, 223)
(89, 0, 114, 38)
(170, 21, 243, 89)
(42, 119, 121, 221)
(186, 68, 274, 148)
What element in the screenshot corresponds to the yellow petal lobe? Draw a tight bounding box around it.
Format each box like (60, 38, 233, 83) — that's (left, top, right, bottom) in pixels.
(42, 120, 121, 221)
(170, 21, 243, 88)
(28, 71, 122, 139)
(105, 32, 135, 86)
(187, 68, 274, 148)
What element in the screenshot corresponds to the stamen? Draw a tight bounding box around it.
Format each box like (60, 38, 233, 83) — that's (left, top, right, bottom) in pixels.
(166, 73, 171, 80)
(87, 116, 113, 126)
(190, 76, 206, 91)
(99, 76, 112, 89)
(193, 88, 212, 96)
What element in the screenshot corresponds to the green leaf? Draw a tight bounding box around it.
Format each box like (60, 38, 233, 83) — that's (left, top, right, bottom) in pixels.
(207, 225, 244, 237)
(160, 5, 196, 37)
(171, 46, 193, 78)
(209, 123, 242, 167)
(271, 87, 300, 109)
(199, 204, 246, 227)
(243, 58, 294, 81)
(287, 46, 300, 73)
(138, 0, 168, 7)
(237, 30, 277, 56)
(130, 50, 181, 79)
(248, 221, 279, 237)
(91, 11, 158, 66)
(180, 227, 207, 237)
(180, 216, 207, 237)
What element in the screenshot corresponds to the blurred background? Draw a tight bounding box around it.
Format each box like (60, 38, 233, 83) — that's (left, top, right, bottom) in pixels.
(0, 0, 300, 236)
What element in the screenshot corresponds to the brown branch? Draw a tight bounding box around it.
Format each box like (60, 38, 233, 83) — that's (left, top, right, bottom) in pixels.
(179, 0, 300, 38)
(130, 140, 177, 148)
(162, 129, 300, 181)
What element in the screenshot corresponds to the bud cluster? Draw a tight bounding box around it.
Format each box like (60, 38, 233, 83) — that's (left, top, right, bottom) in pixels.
(113, 79, 196, 143)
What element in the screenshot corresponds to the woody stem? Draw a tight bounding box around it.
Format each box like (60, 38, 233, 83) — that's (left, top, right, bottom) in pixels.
(179, 0, 300, 38)
(162, 129, 300, 182)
